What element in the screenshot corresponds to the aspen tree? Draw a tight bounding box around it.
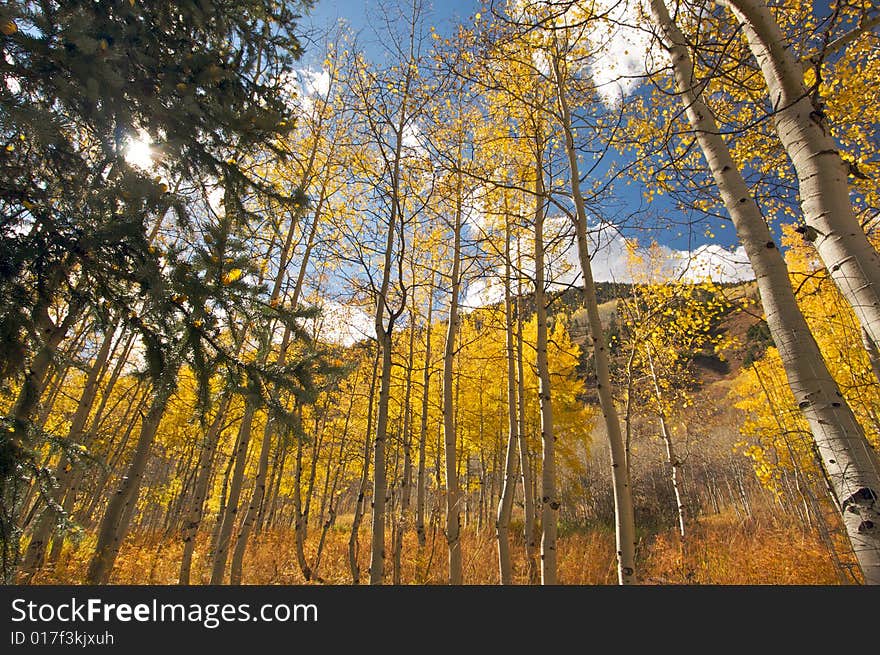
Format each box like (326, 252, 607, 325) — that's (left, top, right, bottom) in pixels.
(649, 0, 880, 583)
(549, 42, 637, 586)
(496, 209, 521, 584)
(717, 0, 880, 351)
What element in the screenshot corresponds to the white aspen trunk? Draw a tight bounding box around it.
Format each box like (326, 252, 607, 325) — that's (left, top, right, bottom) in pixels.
(20, 322, 116, 577)
(645, 348, 686, 539)
(313, 371, 358, 578)
(516, 249, 539, 583)
(416, 272, 435, 548)
(443, 191, 463, 585)
(651, 0, 880, 584)
(496, 215, 520, 585)
(178, 392, 231, 584)
(720, 0, 880, 349)
(370, 329, 394, 584)
(350, 349, 378, 583)
(229, 197, 322, 584)
(392, 316, 416, 584)
(550, 51, 637, 585)
(532, 153, 558, 585)
(85, 367, 179, 584)
(209, 402, 256, 584)
(291, 414, 313, 581)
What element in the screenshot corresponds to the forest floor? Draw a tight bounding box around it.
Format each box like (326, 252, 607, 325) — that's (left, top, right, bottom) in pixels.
(28, 506, 852, 585)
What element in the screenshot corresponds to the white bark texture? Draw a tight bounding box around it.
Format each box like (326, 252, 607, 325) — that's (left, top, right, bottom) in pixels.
(722, 0, 880, 349)
(551, 51, 637, 585)
(651, 0, 880, 584)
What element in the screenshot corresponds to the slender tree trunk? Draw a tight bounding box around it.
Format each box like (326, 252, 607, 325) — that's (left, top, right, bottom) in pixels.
(177, 393, 233, 584)
(291, 412, 313, 581)
(257, 436, 284, 535)
(416, 272, 435, 548)
(209, 402, 256, 584)
(496, 215, 520, 585)
(85, 365, 179, 584)
(370, 328, 395, 585)
(651, 0, 880, 583)
(719, 0, 880, 352)
(516, 253, 538, 584)
(367, 98, 411, 583)
(645, 348, 686, 539)
(20, 322, 117, 577)
(443, 190, 463, 586)
(531, 152, 558, 585)
(551, 50, 637, 584)
(350, 349, 379, 583)
(392, 318, 416, 584)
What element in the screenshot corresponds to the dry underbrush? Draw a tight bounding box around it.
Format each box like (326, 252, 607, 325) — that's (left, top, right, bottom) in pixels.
(27, 508, 848, 585)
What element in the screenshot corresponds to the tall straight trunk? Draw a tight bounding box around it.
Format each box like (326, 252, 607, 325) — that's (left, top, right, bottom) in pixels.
(209, 402, 257, 584)
(645, 348, 686, 539)
(516, 253, 538, 584)
(313, 437, 349, 579)
(257, 436, 284, 534)
(291, 414, 312, 581)
(392, 317, 416, 584)
(20, 321, 117, 577)
(217, 190, 310, 583)
(350, 349, 379, 583)
(265, 444, 288, 530)
(496, 215, 520, 585)
(314, 371, 358, 576)
(230, 347, 292, 584)
(78, 385, 147, 526)
(443, 189, 463, 586)
(178, 392, 232, 584)
(367, 101, 410, 583)
(85, 365, 179, 584)
(551, 51, 637, 585)
(416, 272, 435, 548)
(651, 0, 880, 583)
(9, 299, 83, 456)
(719, 0, 880, 350)
(532, 152, 558, 585)
(369, 330, 394, 585)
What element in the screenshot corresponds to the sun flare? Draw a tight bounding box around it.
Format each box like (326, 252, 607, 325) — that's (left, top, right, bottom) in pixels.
(124, 137, 154, 170)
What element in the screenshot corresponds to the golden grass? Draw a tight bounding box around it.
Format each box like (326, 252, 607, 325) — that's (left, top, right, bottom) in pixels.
(27, 508, 847, 585)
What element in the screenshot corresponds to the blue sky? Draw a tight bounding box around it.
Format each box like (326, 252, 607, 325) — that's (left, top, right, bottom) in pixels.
(295, 0, 770, 284)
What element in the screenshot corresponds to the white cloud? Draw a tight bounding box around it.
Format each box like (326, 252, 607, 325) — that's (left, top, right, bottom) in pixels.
(401, 121, 428, 155)
(672, 243, 753, 283)
(463, 224, 754, 310)
(576, 230, 753, 285)
(289, 68, 332, 110)
(302, 69, 331, 97)
(512, 0, 658, 105)
(585, 1, 657, 105)
(310, 300, 374, 347)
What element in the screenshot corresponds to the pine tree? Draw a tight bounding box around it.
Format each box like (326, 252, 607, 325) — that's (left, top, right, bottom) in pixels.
(0, 0, 312, 579)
